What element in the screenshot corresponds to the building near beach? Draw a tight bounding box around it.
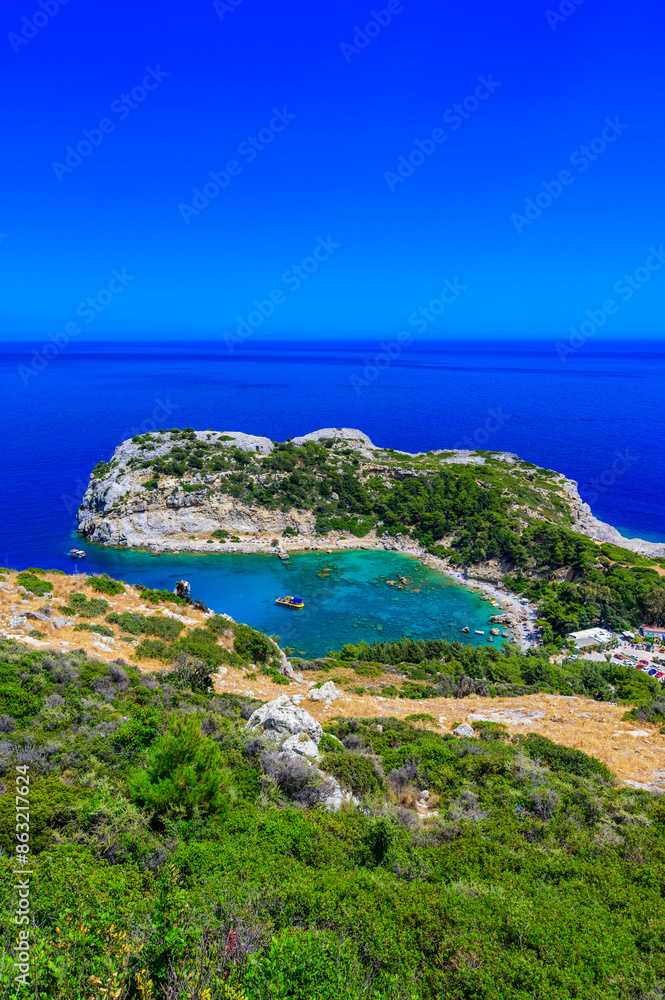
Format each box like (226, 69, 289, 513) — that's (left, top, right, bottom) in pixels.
(641, 625, 665, 641)
(567, 627, 614, 649)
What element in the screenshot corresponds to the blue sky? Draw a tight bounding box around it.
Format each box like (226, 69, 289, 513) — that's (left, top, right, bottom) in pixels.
(1, 0, 664, 339)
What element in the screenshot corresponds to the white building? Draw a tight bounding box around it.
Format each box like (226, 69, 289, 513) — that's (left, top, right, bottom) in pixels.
(567, 627, 614, 650)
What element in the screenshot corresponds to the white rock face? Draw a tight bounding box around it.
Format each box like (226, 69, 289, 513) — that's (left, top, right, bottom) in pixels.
(245, 695, 323, 744)
(309, 681, 342, 702)
(453, 723, 475, 738)
(281, 734, 321, 760)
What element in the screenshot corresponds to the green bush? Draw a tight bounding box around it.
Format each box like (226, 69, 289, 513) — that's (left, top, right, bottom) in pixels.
(16, 571, 53, 596)
(0, 777, 85, 853)
(87, 574, 125, 596)
(135, 638, 172, 662)
(232, 623, 276, 663)
(62, 592, 109, 617)
(0, 682, 42, 722)
(74, 623, 115, 637)
(520, 732, 612, 780)
(321, 752, 383, 796)
(363, 817, 396, 866)
(127, 715, 229, 820)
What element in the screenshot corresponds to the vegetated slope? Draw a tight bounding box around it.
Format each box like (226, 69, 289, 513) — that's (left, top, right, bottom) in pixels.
(2, 567, 664, 790)
(77, 427, 665, 645)
(0, 636, 664, 998)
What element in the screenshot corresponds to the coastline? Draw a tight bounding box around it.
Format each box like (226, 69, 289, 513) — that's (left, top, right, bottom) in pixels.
(83, 529, 539, 651)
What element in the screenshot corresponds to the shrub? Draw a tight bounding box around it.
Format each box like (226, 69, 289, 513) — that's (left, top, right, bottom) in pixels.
(321, 752, 383, 797)
(16, 571, 53, 597)
(136, 584, 186, 605)
(0, 777, 84, 852)
(135, 638, 172, 662)
(520, 733, 612, 781)
(62, 592, 110, 617)
(624, 696, 665, 726)
(363, 817, 395, 866)
(106, 612, 146, 635)
(127, 715, 229, 820)
(232, 623, 276, 664)
(74, 623, 115, 638)
(0, 683, 42, 723)
(87, 574, 125, 596)
(169, 655, 215, 693)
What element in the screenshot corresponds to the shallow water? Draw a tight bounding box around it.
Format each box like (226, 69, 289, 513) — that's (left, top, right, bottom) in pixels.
(73, 545, 499, 657)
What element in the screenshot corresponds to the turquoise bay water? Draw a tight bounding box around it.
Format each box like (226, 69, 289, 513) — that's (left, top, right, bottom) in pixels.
(80, 545, 498, 657)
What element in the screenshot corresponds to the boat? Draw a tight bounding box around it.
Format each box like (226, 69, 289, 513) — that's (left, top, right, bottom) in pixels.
(475, 630, 485, 635)
(275, 595, 305, 609)
(69, 548, 86, 559)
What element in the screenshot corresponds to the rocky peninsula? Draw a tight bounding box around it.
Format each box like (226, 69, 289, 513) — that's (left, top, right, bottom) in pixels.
(77, 426, 665, 564)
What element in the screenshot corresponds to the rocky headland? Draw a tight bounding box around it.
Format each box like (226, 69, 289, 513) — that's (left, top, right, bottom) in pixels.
(76, 426, 665, 562)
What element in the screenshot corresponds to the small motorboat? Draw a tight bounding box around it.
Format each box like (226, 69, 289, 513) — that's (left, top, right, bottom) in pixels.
(475, 630, 485, 635)
(69, 548, 86, 559)
(276, 595, 305, 609)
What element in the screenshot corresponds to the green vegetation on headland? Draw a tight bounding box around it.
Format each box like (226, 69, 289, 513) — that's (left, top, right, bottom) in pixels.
(0, 633, 664, 998)
(83, 429, 665, 649)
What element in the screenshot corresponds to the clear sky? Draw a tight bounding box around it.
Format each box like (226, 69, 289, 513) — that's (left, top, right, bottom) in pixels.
(1, 0, 664, 339)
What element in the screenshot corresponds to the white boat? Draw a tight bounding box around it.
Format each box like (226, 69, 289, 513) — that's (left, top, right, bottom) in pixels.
(475, 630, 485, 635)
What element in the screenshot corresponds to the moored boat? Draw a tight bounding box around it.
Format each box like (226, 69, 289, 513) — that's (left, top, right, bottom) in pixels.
(69, 548, 86, 558)
(275, 595, 305, 609)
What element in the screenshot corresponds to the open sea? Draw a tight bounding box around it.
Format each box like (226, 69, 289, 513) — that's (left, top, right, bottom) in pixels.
(1, 338, 662, 652)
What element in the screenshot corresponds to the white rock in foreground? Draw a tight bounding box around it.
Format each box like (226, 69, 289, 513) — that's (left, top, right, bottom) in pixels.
(245, 694, 323, 744)
(309, 681, 342, 702)
(453, 723, 475, 738)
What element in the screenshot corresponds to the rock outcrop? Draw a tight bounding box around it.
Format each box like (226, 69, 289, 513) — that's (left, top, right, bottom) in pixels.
(245, 695, 353, 811)
(245, 694, 323, 745)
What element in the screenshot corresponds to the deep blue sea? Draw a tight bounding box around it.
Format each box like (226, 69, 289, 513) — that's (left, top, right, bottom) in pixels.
(1, 338, 663, 649)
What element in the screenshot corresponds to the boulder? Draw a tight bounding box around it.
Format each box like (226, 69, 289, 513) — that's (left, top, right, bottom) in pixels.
(24, 611, 54, 627)
(309, 681, 342, 702)
(281, 734, 321, 760)
(52, 617, 73, 629)
(245, 695, 322, 744)
(453, 723, 475, 738)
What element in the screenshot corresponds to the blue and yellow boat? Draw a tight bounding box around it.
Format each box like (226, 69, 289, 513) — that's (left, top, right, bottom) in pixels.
(275, 595, 305, 609)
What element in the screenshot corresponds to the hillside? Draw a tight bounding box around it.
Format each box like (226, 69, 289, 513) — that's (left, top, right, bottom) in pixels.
(1, 564, 665, 996)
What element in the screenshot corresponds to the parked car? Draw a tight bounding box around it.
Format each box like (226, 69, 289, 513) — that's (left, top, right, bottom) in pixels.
(638, 659, 650, 666)
(647, 668, 658, 676)
(655, 671, 664, 680)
